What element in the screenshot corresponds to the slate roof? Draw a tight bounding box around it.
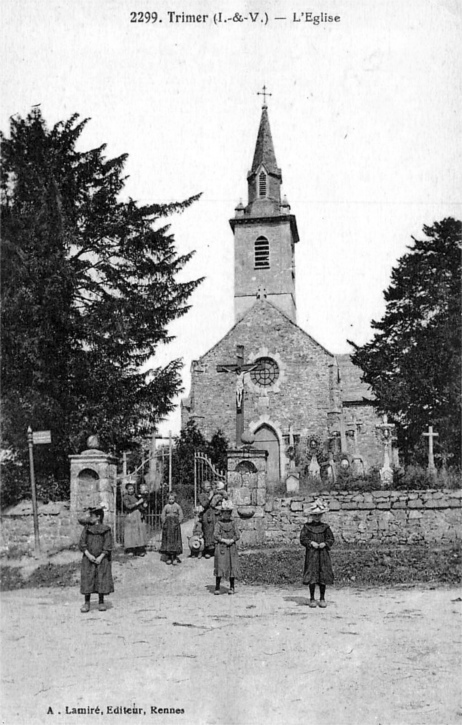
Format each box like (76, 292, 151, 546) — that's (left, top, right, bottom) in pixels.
(249, 106, 281, 177)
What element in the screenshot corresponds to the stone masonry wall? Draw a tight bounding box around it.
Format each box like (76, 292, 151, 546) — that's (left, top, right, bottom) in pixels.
(4, 491, 460, 556)
(236, 489, 462, 548)
(0, 501, 78, 557)
(186, 299, 333, 445)
(234, 219, 296, 321)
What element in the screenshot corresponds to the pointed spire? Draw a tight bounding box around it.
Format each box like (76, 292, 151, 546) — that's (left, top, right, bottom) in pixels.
(250, 105, 280, 176)
(242, 95, 285, 215)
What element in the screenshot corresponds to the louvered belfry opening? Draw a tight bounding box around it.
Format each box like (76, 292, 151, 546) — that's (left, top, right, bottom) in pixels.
(255, 236, 270, 269)
(258, 170, 267, 197)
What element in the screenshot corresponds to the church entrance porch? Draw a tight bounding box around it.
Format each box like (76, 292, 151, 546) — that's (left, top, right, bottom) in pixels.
(253, 424, 280, 487)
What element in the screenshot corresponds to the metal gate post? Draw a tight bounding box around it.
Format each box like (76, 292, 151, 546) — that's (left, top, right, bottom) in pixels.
(194, 452, 197, 507)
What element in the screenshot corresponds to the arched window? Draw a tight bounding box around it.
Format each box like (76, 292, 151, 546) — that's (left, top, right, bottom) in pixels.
(254, 237, 270, 269)
(258, 170, 267, 197)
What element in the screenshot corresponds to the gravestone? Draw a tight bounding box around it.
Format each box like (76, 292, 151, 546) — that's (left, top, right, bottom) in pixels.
(286, 473, 300, 494)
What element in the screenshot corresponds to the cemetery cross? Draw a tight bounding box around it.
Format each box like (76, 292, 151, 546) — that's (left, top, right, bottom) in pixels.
(422, 425, 439, 472)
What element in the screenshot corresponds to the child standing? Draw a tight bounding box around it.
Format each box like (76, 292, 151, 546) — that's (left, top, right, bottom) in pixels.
(79, 504, 114, 613)
(300, 499, 334, 608)
(160, 493, 184, 565)
(138, 482, 149, 521)
(213, 499, 240, 595)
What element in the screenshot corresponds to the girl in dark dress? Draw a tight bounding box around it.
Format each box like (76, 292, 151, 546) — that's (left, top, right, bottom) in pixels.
(79, 506, 114, 613)
(201, 481, 227, 559)
(160, 493, 184, 565)
(213, 499, 240, 595)
(300, 499, 334, 608)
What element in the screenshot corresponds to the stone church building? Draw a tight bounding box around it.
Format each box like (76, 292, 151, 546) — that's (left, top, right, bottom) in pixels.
(182, 103, 386, 484)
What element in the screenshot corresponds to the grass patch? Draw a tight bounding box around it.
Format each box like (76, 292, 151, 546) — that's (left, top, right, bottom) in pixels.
(0, 561, 80, 591)
(0, 547, 133, 591)
(240, 543, 462, 587)
(2, 543, 460, 591)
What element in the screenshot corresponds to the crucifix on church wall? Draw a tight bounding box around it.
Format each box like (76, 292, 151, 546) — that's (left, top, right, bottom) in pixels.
(217, 345, 259, 446)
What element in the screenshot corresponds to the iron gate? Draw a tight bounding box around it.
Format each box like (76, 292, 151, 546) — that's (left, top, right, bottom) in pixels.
(194, 451, 226, 506)
(114, 450, 169, 547)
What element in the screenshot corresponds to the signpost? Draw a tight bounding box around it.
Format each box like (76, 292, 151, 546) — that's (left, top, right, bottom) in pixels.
(32, 430, 51, 445)
(27, 427, 52, 552)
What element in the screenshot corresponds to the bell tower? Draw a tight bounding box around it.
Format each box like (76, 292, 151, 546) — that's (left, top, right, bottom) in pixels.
(230, 94, 300, 322)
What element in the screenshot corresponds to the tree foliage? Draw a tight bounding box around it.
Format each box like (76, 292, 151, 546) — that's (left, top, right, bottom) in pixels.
(1, 109, 202, 505)
(168, 420, 229, 491)
(350, 218, 462, 465)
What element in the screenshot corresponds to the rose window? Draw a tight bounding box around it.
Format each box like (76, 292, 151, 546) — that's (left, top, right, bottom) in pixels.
(250, 357, 279, 387)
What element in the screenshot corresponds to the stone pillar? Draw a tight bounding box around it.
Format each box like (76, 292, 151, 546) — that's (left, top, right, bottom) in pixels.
(69, 445, 117, 540)
(227, 446, 267, 547)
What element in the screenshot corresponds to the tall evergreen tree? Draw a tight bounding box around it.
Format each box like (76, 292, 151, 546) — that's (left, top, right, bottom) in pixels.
(350, 218, 462, 465)
(1, 109, 202, 504)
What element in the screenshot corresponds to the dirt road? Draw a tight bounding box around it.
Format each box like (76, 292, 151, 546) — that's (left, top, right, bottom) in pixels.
(1, 534, 461, 725)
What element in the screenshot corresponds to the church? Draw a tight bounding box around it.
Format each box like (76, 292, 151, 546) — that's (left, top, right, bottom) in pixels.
(181, 100, 387, 485)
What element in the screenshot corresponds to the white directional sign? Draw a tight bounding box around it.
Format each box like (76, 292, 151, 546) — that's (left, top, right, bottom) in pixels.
(32, 431, 52, 444)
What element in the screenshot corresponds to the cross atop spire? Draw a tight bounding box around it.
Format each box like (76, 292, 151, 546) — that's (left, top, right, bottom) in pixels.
(257, 85, 272, 108)
(250, 102, 279, 175)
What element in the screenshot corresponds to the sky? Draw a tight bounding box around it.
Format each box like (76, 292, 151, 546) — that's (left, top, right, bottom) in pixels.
(2, 0, 461, 437)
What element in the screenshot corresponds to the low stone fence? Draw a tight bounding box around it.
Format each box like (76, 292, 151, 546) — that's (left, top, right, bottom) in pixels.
(2, 490, 461, 556)
(0, 501, 78, 557)
(237, 489, 462, 548)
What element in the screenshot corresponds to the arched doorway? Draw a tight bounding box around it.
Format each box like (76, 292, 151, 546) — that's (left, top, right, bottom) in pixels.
(254, 424, 280, 486)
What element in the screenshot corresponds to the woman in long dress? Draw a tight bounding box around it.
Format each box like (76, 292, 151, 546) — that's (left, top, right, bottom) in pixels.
(123, 483, 147, 556)
(160, 492, 184, 565)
